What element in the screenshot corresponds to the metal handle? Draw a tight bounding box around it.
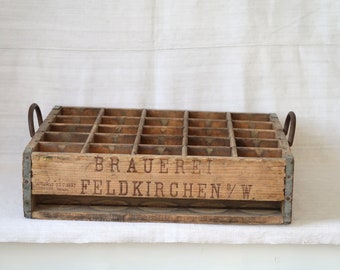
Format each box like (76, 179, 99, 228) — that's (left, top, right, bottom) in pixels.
(283, 111, 296, 147)
(28, 103, 43, 137)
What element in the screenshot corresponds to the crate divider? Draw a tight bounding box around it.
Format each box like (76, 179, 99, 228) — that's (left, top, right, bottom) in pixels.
(182, 111, 189, 156)
(81, 108, 105, 153)
(227, 112, 238, 157)
(132, 109, 146, 155)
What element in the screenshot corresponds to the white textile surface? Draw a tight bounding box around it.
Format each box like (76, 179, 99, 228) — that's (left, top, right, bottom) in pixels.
(0, 0, 339, 244)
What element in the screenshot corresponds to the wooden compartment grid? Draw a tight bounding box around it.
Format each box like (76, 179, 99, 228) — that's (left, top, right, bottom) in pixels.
(24, 106, 295, 225)
(36, 108, 285, 159)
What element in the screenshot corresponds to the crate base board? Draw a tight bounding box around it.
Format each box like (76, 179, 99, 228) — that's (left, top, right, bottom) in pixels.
(31, 204, 284, 224)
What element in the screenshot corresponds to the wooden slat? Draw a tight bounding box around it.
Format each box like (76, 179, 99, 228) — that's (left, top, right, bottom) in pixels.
(48, 123, 93, 133)
(81, 108, 105, 153)
(132, 109, 146, 154)
(97, 125, 138, 134)
(227, 112, 238, 157)
(88, 143, 133, 154)
(237, 147, 282, 158)
(43, 132, 89, 143)
(235, 138, 279, 148)
(35, 195, 282, 209)
(234, 129, 276, 139)
(32, 204, 283, 224)
(187, 146, 231, 156)
(141, 135, 182, 145)
(233, 120, 273, 130)
(37, 142, 84, 153)
(182, 111, 188, 156)
(270, 114, 291, 156)
(55, 115, 97, 124)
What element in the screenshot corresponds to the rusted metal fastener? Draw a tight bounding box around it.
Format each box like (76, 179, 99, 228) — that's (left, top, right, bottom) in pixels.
(283, 111, 296, 147)
(28, 103, 43, 137)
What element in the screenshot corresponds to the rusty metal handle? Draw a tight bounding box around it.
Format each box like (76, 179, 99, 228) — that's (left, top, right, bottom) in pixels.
(283, 111, 296, 147)
(28, 103, 43, 137)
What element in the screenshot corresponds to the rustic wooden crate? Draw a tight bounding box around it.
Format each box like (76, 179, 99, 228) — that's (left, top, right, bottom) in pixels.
(23, 104, 295, 224)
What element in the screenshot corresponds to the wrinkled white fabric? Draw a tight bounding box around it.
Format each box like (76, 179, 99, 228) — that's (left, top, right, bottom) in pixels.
(0, 0, 339, 244)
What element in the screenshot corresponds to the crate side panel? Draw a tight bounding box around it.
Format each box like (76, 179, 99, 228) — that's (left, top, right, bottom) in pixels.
(31, 153, 285, 201)
(23, 105, 62, 217)
(283, 155, 294, 224)
(23, 149, 33, 217)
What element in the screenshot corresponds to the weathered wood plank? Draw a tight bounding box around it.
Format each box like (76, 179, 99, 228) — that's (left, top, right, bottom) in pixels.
(31, 153, 285, 201)
(81, 108, 105, 153)
(227, 112, 238, 157)
(32, 204, 283, 224)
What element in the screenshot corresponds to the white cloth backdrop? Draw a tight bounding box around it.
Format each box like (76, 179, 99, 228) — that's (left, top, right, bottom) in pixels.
(0, 0, 339, 243)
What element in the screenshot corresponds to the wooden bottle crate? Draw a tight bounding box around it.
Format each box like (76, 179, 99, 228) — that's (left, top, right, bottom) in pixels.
(23, 104, 296, 224)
